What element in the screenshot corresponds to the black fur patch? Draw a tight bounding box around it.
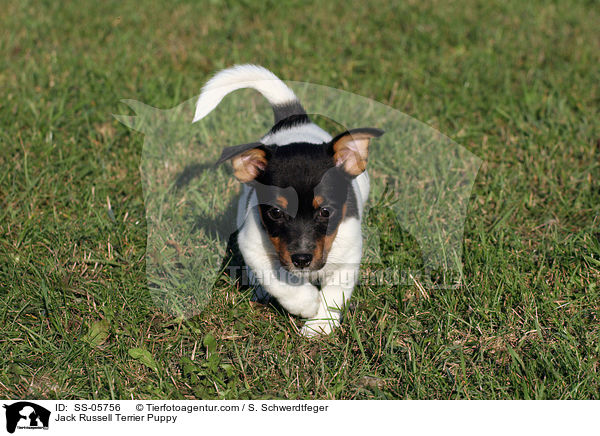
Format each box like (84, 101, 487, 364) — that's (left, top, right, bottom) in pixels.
(272, 100, 308, 124)
(270, 114, 312, 134)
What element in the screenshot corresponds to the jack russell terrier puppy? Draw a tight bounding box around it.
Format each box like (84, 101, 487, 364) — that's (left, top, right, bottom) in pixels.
(193, 65, 383, 336)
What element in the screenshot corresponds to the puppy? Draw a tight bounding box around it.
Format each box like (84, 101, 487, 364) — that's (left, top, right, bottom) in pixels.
(193, 65, 383, 336)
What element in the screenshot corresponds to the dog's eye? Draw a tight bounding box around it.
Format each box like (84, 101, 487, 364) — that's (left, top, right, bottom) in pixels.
(267, 207, 284, 221)
(318, 207, 331, 219)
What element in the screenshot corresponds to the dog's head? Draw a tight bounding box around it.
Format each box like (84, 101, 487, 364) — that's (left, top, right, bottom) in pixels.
(219, 127, 383, 272)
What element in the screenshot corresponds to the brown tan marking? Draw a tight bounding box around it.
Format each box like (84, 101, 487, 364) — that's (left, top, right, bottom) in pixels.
(276, 195, 288, 209)
(258, 207, 293, 267)
(231, 148, 267, 182)
(267, 235, 292, 267)
(333, 132, 379, 176)
(312, 195, 324, 209)
(312, 204, 347, 267)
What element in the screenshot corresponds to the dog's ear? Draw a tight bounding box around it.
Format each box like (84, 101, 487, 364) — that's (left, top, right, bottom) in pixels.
(216, 142, 268, 183)
(330, 128, 384, 176)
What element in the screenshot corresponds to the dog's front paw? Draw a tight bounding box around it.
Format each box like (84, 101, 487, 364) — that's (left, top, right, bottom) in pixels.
(278, 288, 320, 319)
(296, 294, 320, 319)
(300, 318, 340, 337)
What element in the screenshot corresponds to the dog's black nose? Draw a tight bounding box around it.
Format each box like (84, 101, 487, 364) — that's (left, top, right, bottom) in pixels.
(291, 253, 313, 268)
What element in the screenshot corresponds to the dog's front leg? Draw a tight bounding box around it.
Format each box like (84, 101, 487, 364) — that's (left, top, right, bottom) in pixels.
(300, 266, 359, 337)
(252, 268, 321, 318)
(301, 218, 363, 337)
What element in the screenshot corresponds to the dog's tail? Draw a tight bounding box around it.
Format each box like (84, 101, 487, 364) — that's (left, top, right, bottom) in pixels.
(192, 64, 306, 124)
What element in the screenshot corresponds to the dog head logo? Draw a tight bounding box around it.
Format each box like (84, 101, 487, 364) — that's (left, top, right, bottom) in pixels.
(3, 402, 50, 433)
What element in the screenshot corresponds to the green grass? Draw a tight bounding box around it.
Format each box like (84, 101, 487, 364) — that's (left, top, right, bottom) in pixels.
(1, 0, 599, 399)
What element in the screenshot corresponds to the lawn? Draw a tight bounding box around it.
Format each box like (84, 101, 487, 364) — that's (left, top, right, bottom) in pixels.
(0, 0, 598, 399)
